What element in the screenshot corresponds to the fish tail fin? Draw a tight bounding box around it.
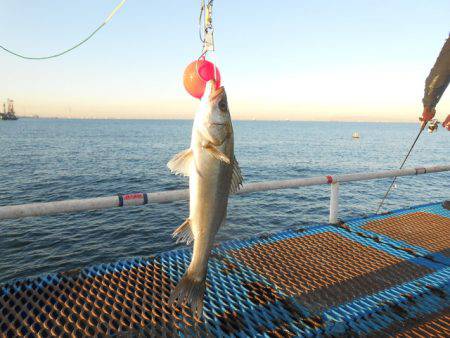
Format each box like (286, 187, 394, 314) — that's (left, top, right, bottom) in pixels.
(173, 218, 194, 245)
(169, 272, 206, 318)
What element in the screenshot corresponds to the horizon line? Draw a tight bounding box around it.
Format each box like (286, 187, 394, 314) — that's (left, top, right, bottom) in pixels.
(16, 116, 421, 124)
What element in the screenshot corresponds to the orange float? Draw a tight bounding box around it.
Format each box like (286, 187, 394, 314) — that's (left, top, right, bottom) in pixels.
(183, 59, 221, 99)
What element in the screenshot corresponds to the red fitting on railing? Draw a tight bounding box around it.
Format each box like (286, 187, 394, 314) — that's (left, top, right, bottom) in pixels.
(326, 176, 333, 184)
(118, 193, 148, 207)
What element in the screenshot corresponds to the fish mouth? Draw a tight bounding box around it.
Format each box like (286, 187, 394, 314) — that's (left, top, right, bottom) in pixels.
(209, 122, 225, 127)
(210, 86, 225, 101)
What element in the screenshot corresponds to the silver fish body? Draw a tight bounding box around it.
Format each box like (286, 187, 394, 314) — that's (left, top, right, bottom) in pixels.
(167, 80, 242, 317)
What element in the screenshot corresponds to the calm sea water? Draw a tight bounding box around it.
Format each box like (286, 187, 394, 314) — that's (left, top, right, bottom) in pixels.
(0, 119, 448, 284)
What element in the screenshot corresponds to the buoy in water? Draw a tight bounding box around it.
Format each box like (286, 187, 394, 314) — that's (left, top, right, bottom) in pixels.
(183, 59, 221, 99)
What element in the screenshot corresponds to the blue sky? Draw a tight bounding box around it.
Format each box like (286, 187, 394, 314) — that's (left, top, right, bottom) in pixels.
(1, 1, 449, 121)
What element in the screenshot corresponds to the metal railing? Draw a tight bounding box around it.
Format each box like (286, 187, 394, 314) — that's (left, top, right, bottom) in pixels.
(0, 164, 449, 223)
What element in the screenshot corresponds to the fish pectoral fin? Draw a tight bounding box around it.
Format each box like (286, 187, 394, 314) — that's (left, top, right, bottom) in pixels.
(173, 218, 194, 244)
(167, 148, 193, 176)
(204, 144, 231, 164)
(230, 156, 244, 194)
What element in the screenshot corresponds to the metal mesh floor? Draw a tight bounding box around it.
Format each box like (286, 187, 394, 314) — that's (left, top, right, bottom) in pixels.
(363, 211, 449, 253)
(1, 202, 449, 337)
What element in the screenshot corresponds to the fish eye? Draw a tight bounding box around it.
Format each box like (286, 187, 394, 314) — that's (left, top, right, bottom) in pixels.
(218, 99, 227, 111)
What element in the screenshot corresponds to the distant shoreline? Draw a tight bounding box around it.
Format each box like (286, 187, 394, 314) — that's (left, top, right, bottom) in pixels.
(13, 117, 420, 124)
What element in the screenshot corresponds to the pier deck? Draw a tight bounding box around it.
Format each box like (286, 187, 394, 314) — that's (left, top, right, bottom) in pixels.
(1, 202, 449, 337)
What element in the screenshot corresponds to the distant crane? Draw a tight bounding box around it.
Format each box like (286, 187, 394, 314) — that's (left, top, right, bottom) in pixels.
(1, 99, 18, 120)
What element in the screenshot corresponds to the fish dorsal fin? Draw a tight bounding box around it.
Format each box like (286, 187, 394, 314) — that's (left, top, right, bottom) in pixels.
(167, 148, 193, 176)
(230, 156, 243, 194)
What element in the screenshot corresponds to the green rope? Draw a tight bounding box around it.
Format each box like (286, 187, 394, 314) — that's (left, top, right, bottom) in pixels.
(0, 0, 126, 60)
(0, 24, 106, 60)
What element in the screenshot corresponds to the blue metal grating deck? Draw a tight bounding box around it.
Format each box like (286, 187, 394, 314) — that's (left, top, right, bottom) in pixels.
(340, 202, 450, 265)
(1, 202, 449, 336)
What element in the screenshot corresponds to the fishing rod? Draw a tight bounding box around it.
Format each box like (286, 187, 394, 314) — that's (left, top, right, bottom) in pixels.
(375, 121, 427, 214)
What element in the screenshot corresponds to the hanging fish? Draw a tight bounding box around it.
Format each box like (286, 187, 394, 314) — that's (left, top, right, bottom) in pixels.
(167, 80, 243, 317)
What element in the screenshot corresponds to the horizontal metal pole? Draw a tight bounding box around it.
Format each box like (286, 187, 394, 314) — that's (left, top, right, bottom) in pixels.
(332, 165, 450, 183)
(0, 164, 449, 221)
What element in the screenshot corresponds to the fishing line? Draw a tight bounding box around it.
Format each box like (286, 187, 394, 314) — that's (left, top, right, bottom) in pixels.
(196, 0, 218, 82)
(0, 0, 127, 60)
(375, 123, 427, 214)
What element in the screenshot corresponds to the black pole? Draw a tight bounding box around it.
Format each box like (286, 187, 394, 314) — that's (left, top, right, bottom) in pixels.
(376, 123, 426, 214)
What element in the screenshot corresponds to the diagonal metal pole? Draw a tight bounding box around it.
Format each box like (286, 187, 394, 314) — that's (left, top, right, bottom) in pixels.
(376, 123, 427, 214)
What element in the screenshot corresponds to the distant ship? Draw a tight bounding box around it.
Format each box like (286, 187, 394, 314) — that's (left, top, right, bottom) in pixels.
(352, 132, 360, 139)
(1, 99, 18, 121)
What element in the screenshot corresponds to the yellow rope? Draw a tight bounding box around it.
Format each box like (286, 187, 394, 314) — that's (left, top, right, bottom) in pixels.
(105, 0, 127, 23)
